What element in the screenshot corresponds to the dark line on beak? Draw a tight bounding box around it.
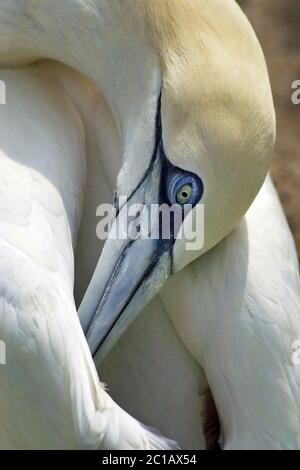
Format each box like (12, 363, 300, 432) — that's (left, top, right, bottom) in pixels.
(124, 91, 162, 206)
(83, 238, 135, 337)
(85, 90, 167, 356)
(84, 93, 163, 338)
(92, 255, 160, 358)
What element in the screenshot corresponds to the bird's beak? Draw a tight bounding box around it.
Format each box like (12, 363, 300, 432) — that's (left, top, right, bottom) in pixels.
(79, 152, 173, 362)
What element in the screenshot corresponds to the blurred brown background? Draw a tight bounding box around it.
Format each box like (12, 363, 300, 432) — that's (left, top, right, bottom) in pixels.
(238, 0, 300, 258)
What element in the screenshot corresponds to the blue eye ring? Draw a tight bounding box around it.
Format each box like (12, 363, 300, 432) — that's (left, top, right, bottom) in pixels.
(168, 172, 204, 206)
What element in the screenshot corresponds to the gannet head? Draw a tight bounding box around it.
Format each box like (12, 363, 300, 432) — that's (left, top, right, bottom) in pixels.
(79, 0, 275, 360)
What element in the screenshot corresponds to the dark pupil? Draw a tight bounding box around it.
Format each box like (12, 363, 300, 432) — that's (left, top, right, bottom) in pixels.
(182, 191, 188, 198)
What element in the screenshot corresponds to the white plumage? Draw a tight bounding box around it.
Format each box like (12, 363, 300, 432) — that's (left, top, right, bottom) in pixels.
(0, 63, 176, 449)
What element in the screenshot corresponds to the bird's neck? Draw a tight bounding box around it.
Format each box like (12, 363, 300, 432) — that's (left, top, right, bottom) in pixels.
(0, 0, 161, 173)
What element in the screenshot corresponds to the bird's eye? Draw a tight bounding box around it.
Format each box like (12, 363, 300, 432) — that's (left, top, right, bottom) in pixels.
(168, 173, 204, 206)
(176, 184, 193, 205)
